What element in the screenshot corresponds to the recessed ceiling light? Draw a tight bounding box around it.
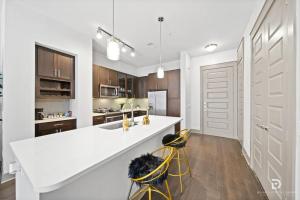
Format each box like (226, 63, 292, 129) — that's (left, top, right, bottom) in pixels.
(205, 44, 218, 52)
(147, 42, 154, 46)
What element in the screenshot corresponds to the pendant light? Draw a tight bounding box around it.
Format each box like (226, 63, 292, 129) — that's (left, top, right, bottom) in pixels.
(107, 0, 120, 61)
(157, 17, 164, 79)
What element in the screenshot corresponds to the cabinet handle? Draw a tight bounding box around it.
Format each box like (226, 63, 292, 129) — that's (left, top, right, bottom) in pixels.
(54, 123, 64, 127)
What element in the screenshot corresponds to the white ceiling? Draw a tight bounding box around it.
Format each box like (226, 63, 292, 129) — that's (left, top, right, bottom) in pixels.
(17, 0, 260, 67)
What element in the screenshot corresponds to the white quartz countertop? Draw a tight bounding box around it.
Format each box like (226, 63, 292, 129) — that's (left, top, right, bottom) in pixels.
(35, 117, 76, 124)
(10, 115, 181, 193)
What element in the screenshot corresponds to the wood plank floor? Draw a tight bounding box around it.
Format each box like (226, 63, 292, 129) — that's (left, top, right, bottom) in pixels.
(142, 134, 268, 200)
(0, 134, 267, 200)
(0, 179, 15, 200)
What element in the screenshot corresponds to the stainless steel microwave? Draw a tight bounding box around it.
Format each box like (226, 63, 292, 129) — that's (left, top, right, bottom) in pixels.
(100, 84, 119, 98)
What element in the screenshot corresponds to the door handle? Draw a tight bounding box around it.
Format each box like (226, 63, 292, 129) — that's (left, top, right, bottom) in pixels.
(256, 123, 269, 131)
(261, 125, 269, 132)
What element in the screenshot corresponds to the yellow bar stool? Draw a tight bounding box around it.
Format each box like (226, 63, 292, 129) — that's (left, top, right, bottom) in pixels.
(127, 146, 174, 200)
(162, 129, 192, 193)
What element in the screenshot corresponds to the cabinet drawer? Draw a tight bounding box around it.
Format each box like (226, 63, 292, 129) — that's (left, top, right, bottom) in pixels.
(93, 116, 105, 125)
(35, 119, 76, 137)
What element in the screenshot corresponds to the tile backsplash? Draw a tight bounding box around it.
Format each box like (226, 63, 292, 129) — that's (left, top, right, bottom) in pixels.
(93, 98, 148, 111)
(36, 99, 70, 114)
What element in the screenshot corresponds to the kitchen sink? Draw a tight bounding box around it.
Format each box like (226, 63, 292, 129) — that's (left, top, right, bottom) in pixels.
(99, 122, 138, 130)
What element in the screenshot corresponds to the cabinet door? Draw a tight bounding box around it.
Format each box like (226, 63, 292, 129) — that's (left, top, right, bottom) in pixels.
(118, 72, 126, 97)
(37, 47, 55, 78)
(93, 116, 105, 125)
(126, 75, 134, 98)
(157, 76, 168, 90)
(109, 70, 118, 86)
(134, 77, 140, 98)
(99, 67, 109, 85)
(147, 73, 157, 90)
(167, 70, 180, 98)
(93, 65, 100, 98)
(142, 77, 148, 98)
(55, 54, 74, 80)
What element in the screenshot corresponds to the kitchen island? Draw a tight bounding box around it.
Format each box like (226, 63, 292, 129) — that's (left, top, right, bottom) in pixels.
(10, 115, 181, 200)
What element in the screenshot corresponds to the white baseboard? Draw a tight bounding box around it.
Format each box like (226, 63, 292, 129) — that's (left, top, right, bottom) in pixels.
(1, 173, 15, 184)
(242, 147, 251, 167)
(191, 129, 202, 134)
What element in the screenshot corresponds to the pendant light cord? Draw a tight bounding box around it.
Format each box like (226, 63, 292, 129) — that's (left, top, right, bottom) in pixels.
(160, 20, 162, 67)
(112, 0, 115, 37)
(159, 17, 163, 68)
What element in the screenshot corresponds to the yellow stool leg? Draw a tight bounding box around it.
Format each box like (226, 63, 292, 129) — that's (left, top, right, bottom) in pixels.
(148, 187, 152, 200)
(183, 148, 192, 177)
(177, 150, 183, 193)
(165, 180, 172, 200)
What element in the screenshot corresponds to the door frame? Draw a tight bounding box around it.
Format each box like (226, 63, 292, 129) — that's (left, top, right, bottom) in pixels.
(237, 38, 245, 146)
(200, 61, 238, 139)
(250, 0, 296, 198)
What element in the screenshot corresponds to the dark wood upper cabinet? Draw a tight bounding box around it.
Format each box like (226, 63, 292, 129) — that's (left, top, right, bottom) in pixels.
(167, 69, 180, 98)
(36, 45, 75, 99)
(99, 67, 109, 85)
(55, 54, 74, 80)
(93, 65, 100, 98)
(135, 76, 148, 98)
(147, 73, 157, 90)
(109, 70, 118, 86)
(37, 47, 55, 78)
(118, 72, 126, 97)
(126, 75, 134, 98)
(157, 76, 168, 90)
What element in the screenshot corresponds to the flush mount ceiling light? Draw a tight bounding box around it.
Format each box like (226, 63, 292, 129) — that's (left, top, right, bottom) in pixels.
(205, 43, 218, 52)
(157, 17, 165, 79)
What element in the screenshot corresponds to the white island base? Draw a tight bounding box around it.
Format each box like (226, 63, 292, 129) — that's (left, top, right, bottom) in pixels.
(11, 116, 181, 200)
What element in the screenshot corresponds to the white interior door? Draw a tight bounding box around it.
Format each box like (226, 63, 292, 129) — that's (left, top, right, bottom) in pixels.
(251, 1, 294, 199)
(201, 63, 236, 139)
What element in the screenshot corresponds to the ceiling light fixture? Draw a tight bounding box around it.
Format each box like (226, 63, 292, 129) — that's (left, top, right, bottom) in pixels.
(121, 43, 127, 53)
(205, 43, 218, 52)
(96, 28, 103, 39)
(130, 49, 136, 57)
(106, 0, 120, 61)
(157, 17, 164, 79)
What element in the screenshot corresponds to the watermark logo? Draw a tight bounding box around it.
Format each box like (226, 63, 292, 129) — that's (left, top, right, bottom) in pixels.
(271, 179, 281, 191)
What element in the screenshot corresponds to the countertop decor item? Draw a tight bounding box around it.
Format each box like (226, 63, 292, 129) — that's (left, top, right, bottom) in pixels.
(143, 115, 150, 125)
(122, 114, 129, 131)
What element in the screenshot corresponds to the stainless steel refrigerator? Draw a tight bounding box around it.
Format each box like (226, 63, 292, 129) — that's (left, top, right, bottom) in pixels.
(148, 91, 167, 116)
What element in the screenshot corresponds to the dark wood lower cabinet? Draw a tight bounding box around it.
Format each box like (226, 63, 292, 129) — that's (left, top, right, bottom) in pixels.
(35, 119, 76, 137)
(93, 115, 105, 125)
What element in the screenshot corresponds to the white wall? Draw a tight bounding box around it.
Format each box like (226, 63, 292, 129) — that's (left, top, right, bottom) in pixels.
(189, 49, 237, 131)
(136, 60, 180, 77)
(2, 1, 93, 174)
(93, 51, 138, 76)
(179, 52, 191, 129)
(242, 0, 265, 157)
